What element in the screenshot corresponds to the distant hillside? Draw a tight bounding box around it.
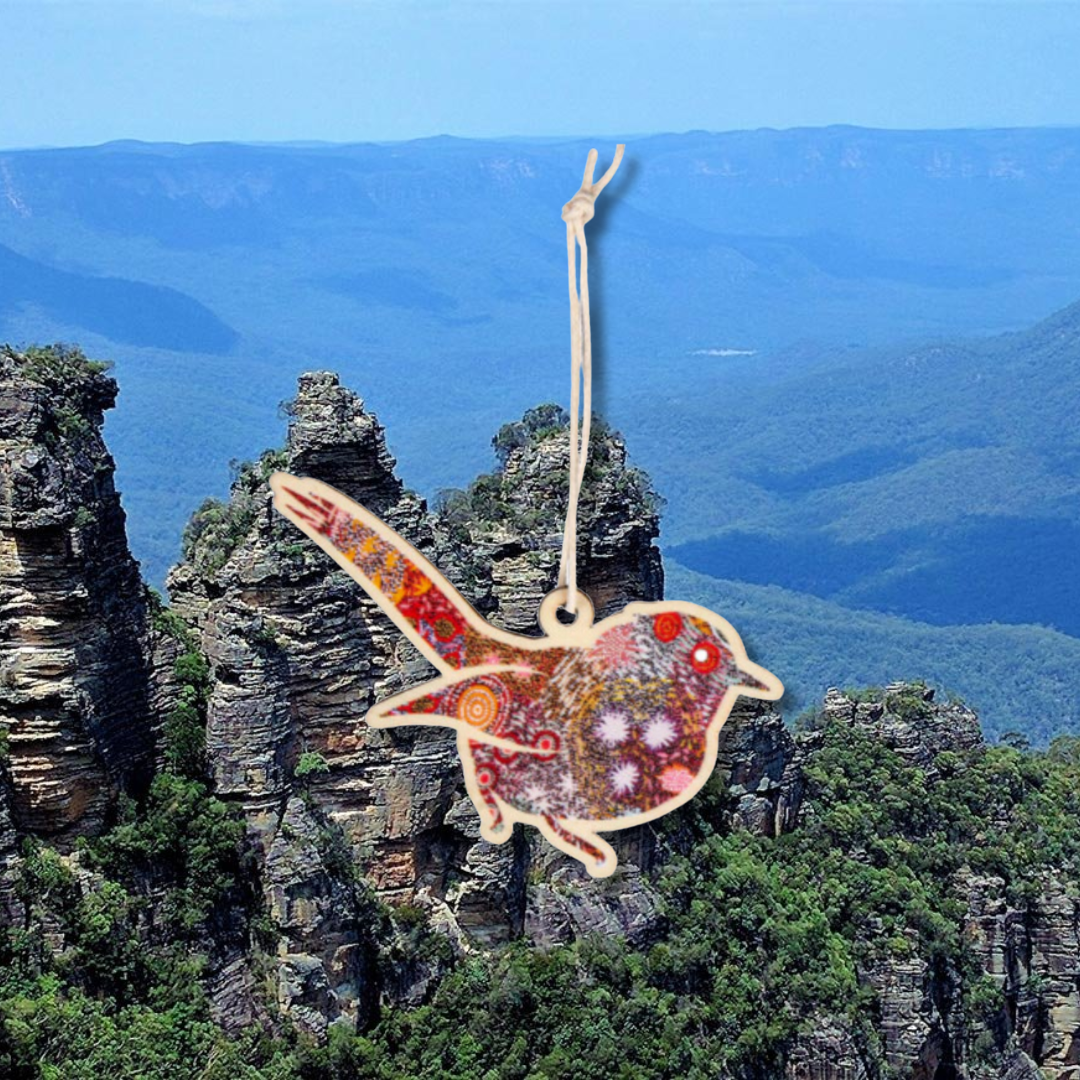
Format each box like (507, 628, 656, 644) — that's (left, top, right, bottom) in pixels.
(4, 128, 1080, 583)
(655, 297, 1080, 639)
(2, 130, 1078, 746)
(666, 561, 1080, 746)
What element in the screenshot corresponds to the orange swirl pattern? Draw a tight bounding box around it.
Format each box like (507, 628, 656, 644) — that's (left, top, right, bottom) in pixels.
(457, 684, 501, 729)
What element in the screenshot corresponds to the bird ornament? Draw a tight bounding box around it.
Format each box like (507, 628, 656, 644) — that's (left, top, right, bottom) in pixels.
(271, 146, 782, 877)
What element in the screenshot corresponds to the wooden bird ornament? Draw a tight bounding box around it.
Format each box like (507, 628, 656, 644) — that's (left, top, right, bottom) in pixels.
(270, 473, 783, 877)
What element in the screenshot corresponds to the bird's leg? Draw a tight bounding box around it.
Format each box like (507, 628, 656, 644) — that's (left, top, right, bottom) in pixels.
(538, 816, 616, 878)
(475, 785, 510, 844)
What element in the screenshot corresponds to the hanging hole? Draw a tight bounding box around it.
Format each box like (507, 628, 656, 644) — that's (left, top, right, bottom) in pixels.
(538, 587, 595, 637)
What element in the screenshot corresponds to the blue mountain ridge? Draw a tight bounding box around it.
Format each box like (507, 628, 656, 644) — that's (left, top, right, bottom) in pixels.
(0, 128, 1077, 741)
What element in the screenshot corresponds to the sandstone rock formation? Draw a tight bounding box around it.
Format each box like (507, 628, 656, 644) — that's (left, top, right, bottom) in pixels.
(0, 346, 158, 842)
(716, 698, 802, 838)
(787, 685, 1080, 1080)
(431, 403, 664, 632)
(166, 374, 669, 1028)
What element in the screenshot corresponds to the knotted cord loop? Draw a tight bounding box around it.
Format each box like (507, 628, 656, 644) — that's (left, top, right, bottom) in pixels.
(556, 144, 625, 616)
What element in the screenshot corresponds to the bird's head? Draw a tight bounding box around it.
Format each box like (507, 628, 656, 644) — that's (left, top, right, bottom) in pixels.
(541, 590, 783, 714)
(562, 604, 783, 820)
(640, 606, 783, 705)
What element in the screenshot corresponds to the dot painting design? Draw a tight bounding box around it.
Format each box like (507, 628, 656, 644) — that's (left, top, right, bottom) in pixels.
(272, 474, 783, 877)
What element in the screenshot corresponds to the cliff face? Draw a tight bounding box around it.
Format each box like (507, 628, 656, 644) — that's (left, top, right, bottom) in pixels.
(965, 870, 1080, 1079)
(0, 346, 158, 841)
(165, 375, 669, 1029)
(166, 372, 445, 1030)
(167, 370, 438, 828)
(782, 685, 1080, 1080)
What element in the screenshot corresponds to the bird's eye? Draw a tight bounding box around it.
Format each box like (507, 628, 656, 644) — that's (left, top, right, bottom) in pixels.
(690, 640, 720, 674)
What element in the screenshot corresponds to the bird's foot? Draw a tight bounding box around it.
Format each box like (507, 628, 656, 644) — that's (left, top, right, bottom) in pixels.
(540, 815, 617, 878)
(480, 819, 511, 845)
(585, 848, 618, 879)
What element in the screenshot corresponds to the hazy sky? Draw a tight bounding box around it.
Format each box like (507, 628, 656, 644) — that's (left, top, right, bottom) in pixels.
(2, 1, 1079, 147)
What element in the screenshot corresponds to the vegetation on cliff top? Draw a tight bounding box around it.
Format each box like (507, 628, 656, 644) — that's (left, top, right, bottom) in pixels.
(181, 449, 288, 575)
(1, 343, 112, 384)
(435, 404, 662, 542)
(1, 344, 114, 445)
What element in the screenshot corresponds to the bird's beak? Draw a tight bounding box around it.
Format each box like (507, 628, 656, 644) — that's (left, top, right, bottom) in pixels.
(735, 657, 784, 701)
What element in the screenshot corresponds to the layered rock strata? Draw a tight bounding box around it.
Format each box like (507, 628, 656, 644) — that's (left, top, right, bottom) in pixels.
(166, 375, 669, 1027)
(0, 346, 157, 841)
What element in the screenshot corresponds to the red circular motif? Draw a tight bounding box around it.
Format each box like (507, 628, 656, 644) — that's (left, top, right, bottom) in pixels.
(475, 764, 499, 789)
(494, 734, 521, 765)
(653, 612, 684, 642)
(690, 639, 721, 674)
(532, 730, 561, 760)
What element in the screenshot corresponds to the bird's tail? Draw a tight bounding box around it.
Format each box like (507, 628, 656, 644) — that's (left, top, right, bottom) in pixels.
(269, 472, 480, 671)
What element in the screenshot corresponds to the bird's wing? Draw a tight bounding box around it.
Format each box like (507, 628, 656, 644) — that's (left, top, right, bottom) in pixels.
(271, 472, 520, 672)
(367, 665, 550, 753)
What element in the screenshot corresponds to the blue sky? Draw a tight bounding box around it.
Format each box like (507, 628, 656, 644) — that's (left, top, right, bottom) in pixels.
(2, 1, 1079, 147)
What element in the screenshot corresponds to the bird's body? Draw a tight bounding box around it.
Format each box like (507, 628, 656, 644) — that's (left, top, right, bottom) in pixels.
(271, 473, 783, 877)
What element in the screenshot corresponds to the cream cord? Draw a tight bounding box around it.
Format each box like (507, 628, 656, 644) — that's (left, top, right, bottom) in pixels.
(557, 144, 625, 616)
